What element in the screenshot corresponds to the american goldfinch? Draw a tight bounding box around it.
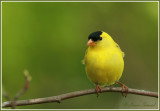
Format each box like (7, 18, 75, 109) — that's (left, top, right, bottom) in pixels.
(83, 31, 128, 96)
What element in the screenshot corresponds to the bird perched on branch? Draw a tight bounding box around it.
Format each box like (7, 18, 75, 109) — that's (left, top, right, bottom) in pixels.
(83, 31, 128, 97)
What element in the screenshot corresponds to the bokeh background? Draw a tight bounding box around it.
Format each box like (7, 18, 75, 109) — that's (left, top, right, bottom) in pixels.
(2, 2, 158, 109)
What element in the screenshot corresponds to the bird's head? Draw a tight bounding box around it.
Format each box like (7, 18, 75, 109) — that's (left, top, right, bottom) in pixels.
(87, 31, 103, 46)
(87, 31, 113, 47)
(87, 31, 105, 47)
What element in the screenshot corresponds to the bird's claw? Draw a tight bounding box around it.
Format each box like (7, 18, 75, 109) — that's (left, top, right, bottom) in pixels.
(122, 84, 128, 97)
(117, 81, 128, 97)
(95, 85, 102, 97)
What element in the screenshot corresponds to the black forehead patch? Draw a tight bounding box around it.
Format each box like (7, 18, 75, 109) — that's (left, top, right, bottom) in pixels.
(88, 31, 102, 41)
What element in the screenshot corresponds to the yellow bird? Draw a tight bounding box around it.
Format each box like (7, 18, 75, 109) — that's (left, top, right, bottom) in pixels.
(83, 31, 128, 96)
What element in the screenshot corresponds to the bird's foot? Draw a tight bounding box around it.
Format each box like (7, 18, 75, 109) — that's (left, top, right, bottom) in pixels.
(95, 85, 102, 97)
(116, 81, 128, 97)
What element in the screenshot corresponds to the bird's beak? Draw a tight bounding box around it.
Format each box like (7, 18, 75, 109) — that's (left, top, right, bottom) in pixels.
(87, 39, 96, 46)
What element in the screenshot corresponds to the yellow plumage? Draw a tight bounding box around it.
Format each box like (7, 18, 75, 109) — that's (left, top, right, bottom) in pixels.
(84, 31, 124, 87)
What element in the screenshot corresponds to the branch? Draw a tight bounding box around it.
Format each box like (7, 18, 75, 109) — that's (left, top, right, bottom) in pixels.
(2, 70, 31, 109)
(11, 70, 31, 109)
(2, 87, 158, 108)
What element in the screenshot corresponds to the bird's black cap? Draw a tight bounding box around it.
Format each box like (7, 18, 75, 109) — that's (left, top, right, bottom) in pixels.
(88, 31, 102, 41)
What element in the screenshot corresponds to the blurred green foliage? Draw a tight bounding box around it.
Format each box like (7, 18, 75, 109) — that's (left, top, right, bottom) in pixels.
(2, 2, 158, 109)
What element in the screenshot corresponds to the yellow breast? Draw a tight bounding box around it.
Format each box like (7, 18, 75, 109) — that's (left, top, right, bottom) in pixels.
(84, 46, 124, 86)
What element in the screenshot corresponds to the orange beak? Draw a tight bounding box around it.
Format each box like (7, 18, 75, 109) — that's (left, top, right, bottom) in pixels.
(87, 39, 96, 46)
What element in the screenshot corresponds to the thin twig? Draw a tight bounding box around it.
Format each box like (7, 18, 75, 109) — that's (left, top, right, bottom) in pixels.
(2, 90, 15, 109)
(2, 87, 158, 108)
(3, 90, 11, 101)
(3, 70, 31, 109)
(14, 70, 31, 101)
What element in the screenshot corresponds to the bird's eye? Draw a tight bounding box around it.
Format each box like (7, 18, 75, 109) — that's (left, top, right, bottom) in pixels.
(99, 37, 102, 40)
